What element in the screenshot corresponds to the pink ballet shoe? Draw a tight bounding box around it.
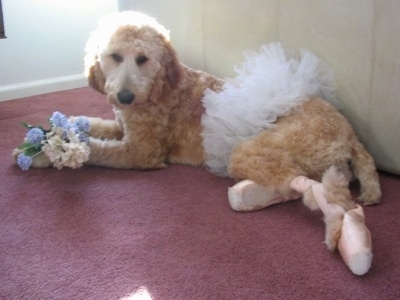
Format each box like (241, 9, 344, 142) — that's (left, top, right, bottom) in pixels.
(338, 205, 372, 275)
(290, 175, 373, 275)
(228, 180, 293, 211)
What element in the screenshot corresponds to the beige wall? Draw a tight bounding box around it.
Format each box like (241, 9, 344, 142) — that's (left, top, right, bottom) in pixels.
(121, 0, 400, 174)
(0, 0, 118, 100)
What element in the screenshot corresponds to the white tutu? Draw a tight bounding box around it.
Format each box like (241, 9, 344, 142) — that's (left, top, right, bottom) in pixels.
(201, 42, 339, 176)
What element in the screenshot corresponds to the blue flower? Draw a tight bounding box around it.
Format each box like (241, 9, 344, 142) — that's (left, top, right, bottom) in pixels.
(17, 153, 32, 171)
(26, 128, 44, 146)
(64, 122, 76, 133)
(74, 116, 90, 133)
(49, 111, 68, 129)
(78, 133, 90, 144)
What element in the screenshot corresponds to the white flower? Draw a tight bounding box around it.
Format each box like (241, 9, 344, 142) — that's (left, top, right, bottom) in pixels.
(41, 127, 90, 170)
(42, 128, 64, 165)
(61, 139, 90, 169)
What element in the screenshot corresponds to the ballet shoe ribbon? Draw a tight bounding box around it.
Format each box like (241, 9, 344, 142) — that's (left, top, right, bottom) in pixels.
(290, 175, 345, 215)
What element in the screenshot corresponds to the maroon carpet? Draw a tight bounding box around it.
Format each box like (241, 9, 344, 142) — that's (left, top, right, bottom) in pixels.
(1, 88, 399, 300)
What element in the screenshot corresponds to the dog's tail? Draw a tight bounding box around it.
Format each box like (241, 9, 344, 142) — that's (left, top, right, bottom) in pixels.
(350, 139, 381, 205)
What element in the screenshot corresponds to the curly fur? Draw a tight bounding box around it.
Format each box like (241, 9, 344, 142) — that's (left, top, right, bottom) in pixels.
(15, 11, 381, 207)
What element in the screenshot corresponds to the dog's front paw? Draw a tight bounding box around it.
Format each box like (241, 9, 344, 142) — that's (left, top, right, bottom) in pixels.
(12, 148, 52, 169)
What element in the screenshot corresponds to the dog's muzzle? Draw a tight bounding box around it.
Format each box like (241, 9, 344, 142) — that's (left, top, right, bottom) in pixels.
(117, 89, 135, 105)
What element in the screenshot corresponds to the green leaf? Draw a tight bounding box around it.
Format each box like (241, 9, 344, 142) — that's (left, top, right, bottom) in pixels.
(18, 141, 42, 156)
(21, 122, 35, 129)
(17, 141, 33, 150)
(24, 146, 42, 157)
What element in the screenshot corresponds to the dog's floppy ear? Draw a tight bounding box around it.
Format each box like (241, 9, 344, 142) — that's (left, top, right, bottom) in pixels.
(84, 30, 107, 95)
(162, 39, 183, 90)
(84, 56, 106, 95)
(148, 40, 182, 103)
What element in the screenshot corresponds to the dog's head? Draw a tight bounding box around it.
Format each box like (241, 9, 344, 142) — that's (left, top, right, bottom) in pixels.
(84, 11, 182, 108)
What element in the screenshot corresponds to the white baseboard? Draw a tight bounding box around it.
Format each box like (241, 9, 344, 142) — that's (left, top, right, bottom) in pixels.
(0, 74, 88, 102)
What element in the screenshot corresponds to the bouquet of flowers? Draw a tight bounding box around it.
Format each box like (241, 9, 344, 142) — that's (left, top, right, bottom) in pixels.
(16, 112, 90, 171)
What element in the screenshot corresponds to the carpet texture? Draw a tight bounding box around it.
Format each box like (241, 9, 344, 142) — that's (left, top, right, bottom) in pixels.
(1, 88, 399, 300)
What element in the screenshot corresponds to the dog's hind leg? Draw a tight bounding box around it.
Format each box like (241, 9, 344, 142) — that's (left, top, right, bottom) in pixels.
(228, 140, 304, 211)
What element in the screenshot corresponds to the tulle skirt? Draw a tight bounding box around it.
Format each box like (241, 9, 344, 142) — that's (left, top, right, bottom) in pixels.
(201, 42, 339, 176)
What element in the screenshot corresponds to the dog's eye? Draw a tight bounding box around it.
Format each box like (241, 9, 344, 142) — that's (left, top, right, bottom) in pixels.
(136, 55, 148, 65)
(110, 53, 123, 63)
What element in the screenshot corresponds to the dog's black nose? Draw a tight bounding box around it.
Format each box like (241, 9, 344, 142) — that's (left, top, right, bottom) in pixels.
(117, 90, 135, 104)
